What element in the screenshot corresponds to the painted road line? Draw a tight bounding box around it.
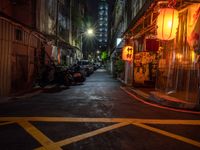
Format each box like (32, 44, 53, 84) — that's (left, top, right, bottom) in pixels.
(56, 122, 130, 147)
(35, 122, 129, 150)
(0, 117, 118, 123)
(18, 121, 62, 150)
(0, 121, 14, 126)
(0, 117, 116, 123)
(0, 117, 200, 125)
(132, 123, 200, 148)
(34, 147, 46, 150)
(120, 86, 200, 115)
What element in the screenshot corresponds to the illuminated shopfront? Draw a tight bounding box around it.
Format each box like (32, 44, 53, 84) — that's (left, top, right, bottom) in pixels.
(124, 1, 200, 105)
(156, 3, 200, 104)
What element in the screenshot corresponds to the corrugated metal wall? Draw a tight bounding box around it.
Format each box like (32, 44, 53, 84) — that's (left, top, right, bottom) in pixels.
(0, 18, 13, 96)
(0, 17, 40, 96)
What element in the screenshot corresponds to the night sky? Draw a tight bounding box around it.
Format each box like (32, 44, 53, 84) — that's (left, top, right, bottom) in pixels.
(86, 0, 99, 22)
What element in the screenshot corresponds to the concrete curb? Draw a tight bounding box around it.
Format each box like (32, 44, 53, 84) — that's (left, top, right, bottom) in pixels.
(0, 84, 59, 104)
(126, 87, 200, 111)
(0, 97, 12, 104)
(14, 89, 43, 99)
(150, 91, 200, 111)
(117, 78, 125, 84)
(14, 84, 59, 98)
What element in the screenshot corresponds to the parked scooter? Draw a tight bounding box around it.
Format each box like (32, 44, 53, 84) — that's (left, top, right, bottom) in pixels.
(53, 66, 72, 86)
(69, 64, 86, 84)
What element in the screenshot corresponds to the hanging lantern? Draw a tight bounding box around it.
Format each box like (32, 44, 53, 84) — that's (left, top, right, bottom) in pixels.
(156, 8, 179, 40)
(122, 46, 134, 61)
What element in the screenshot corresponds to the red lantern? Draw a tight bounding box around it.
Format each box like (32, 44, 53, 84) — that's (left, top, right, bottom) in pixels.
(157, 8, 179, 40)
(122, 46, 134, 61)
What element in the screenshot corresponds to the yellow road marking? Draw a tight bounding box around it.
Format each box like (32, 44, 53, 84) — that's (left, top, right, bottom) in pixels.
(35, 122, 130, 149)
(0, 117, 200, 125)
(34, 147, 46, 150)
(0, 117, 200, 149)
(56, 122, 130, 147)
(133, 123, 200, 148)
(18, 121, 62, 150)
(0, 121, 14, 126)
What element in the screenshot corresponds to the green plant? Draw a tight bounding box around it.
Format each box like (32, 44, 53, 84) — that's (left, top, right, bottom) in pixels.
(115, 59, 125, 73)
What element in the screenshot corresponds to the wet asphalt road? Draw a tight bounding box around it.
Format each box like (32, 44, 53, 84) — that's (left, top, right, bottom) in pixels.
(0, 69, 200, 150)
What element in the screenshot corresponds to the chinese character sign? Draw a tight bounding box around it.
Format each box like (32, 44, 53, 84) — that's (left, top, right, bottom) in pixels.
(122, 46, 134, 61)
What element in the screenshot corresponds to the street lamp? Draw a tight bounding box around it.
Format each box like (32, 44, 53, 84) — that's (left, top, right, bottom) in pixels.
(79, 28, 95, 59)
(86, 28, 94, 36)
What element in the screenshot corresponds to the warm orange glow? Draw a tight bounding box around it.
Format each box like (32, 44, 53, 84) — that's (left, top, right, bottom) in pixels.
(191, 51, 195, 63)
(176, 53, 183, 62)
(57, 48, 61, 64)
(157, 8, 179, 40)
(122, 46, 133, 61)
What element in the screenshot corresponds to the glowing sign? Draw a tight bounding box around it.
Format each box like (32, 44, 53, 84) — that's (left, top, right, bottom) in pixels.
(122, 46, 133, 61)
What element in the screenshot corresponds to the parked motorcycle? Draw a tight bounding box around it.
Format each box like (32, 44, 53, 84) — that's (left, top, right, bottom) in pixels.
(69, 64, 86, 84)
(54, 66, 72, 86)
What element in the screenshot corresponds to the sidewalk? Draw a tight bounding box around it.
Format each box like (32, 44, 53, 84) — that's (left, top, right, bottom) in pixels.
(0, 84, 59, 104)
(122, 86, 200, 111)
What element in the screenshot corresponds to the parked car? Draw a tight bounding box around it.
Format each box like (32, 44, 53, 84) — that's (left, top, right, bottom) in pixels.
(78, 60, 94, 76)
(93, 62, 101, 70)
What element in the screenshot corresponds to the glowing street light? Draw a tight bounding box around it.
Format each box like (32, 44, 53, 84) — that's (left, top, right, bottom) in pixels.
(86, 28, 94, 36)
(78, 28, 95, 59)
(79, 28, 94, 45)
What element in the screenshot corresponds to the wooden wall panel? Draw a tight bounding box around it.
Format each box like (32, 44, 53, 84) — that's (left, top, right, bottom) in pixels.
(0, 19, 12, 96)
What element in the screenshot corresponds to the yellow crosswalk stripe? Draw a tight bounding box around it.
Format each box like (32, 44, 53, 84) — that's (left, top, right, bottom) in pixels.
(0, 117, 200, 149)
(18, 121, 62, 150)
(0, 117, 200, 125)
(56, 122, 130, 147)
(35, 122, 130, 149)
(0, 121, 14, 126)
(133, 123, 200, 148)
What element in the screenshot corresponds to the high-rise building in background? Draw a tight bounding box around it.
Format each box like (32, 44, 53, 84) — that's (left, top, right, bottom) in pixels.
(97, 0, 108, 51)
